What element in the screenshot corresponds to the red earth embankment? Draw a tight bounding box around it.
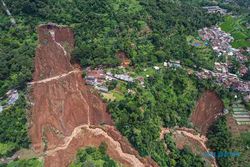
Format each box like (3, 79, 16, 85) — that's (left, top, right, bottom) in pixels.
(28, 24, 157, 167)
(191, 91, 224, 134)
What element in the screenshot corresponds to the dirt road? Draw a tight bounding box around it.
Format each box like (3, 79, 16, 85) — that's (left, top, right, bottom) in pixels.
(161, 127, 217, 167)
(29, 69, 81, 85)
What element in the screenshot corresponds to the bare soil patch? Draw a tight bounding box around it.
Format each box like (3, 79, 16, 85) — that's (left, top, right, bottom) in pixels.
(191, 91, 224, 134)
(28, 24, 156, 167)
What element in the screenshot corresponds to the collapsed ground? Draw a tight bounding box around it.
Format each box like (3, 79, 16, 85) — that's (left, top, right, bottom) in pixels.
(28, 24, 156, 167)
(0, 0, 249, 167)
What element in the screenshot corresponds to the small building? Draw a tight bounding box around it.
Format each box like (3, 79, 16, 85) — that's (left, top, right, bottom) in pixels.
(114, 74, 134, 82)
(6, 90, 19, 106)
(154, 66, 160, 70)
(95, 86, 109, 93)
(166, 60, 182, 68)
(85, 68, 106, 85)
(223, 109, 229, 114)
(202, 6, 227, 15)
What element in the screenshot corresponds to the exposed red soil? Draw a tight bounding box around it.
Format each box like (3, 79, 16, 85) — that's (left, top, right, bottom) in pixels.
(191, 91, 224, 134)
(28, 24, 156, 167)
(45, 125, 157, 167)
(116, 51, 131, 67)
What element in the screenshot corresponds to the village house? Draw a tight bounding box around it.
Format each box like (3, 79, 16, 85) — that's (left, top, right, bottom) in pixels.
(202, 6, 227, 15)
(84, 68, 109, 93)
(95, 86, 109, 93)
(114, 74, 134, 82)
(85, 68, 106, 86)
(215, 62, 228, 73)
(154, 66, 160, 70)
(0, 89, 19, 112)
(164, 60, 182, 68)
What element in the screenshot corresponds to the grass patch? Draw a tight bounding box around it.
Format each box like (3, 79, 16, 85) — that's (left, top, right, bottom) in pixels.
(101, 92, 116, 101)
(0, 143, 17, 158)
(5, 158, 43, 167)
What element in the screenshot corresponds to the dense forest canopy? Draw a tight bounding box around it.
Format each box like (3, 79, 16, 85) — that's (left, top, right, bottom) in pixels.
(0, 0, 221, 95)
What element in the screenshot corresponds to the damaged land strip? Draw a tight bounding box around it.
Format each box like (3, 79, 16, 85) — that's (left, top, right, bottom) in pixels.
(160, 128, 218, 167)
(191, 91, 224, 134)
(28, 24, 157, 167)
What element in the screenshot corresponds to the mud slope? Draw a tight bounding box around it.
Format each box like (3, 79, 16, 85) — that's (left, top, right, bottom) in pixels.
(191, 91, 224, 134)
(29, 24, 157, 167)
(161, 128, 217, 167)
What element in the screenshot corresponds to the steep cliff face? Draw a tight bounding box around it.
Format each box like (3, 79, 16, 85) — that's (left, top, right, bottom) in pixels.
(29, 24, 157, 167)
(191, 91, 224, 134)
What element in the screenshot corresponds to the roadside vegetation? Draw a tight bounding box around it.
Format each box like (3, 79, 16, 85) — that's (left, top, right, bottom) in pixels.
(231, 132, 250, 167)
(164, 134, 205, 166)
(0, 93, 29, 158)
(0, 158, 43, 167)
(108, 68, 202, 166)
(207, 116, 233, 167)
(70, 143, 118, 167)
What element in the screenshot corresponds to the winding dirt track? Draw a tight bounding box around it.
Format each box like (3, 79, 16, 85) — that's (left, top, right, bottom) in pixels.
(29, 70, 81, 85)
(28, 24, 157, 167)
(161, 128, 217, 167)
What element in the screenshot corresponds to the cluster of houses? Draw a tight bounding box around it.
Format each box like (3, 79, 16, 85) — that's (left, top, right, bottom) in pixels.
(85, 68, 135, 93)
(197, 26, 249, 93)
(202, 6, 227, 15)
(85, 60, 182, 93)
(199, 26, 233, 55)
(0, 89, 19, 112)
(196, 67, 250, 92)
(199, 26, 248, 63)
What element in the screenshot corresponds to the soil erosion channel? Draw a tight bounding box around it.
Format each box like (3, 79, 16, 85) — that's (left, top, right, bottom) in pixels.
(29, 24, 157, 167)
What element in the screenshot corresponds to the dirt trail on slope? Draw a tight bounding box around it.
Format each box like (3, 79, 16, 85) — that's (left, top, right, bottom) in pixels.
(161, 128, 217, 167)
(191, 91, 224, 134)
(28, 24, 157, 167)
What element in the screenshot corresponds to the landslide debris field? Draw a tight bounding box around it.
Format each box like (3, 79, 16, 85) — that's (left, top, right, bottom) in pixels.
(161, 128, 217, 167)
(28, 24, 157, 167)
(191, 91, 224, 134)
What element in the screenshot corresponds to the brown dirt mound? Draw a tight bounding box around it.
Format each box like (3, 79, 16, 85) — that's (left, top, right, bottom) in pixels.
(116, 51, 131, 67)
(28, 24, 157, 167)
(191, 91, 224, 134)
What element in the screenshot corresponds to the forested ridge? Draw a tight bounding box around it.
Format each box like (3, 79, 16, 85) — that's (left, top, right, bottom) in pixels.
(0, 0, 248, 166)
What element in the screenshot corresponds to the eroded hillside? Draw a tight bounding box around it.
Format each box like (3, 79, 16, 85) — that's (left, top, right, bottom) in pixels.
(28, 24, 157, 167)
(191, 91, 224, 134)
